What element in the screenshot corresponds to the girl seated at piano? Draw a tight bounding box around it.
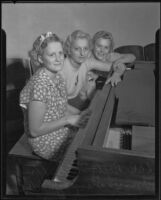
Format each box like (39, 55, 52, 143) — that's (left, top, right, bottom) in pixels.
(60, 30, 127, 110)
(19, 32, 89, 161)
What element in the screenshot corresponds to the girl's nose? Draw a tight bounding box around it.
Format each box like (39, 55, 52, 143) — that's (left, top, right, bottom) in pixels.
(100, 47, 104, 52)
(55, 54, 61, 62)
(80, 49, 85, 56)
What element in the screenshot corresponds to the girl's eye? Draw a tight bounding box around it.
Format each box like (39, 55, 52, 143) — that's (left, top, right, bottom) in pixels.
(49, 53, 56, 57)
(84, 47, 89, 51)
(96, 45, 101, 48)
(59, 51, 64, 55)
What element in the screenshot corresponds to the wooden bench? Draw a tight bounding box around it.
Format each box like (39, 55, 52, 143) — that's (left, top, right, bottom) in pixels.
(8, 134, 58, 195)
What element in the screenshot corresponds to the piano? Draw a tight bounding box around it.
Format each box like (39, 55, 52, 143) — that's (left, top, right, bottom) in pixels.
(8, 61, 156, 197)
(41, 61, 156, 196)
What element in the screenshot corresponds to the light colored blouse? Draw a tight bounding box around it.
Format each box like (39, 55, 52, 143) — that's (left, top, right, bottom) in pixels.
(60, 57, 106, 99)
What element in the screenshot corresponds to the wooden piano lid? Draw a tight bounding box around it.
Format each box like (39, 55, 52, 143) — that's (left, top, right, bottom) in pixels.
(115, 62, 155, 126)
(132, 126, 155, 155)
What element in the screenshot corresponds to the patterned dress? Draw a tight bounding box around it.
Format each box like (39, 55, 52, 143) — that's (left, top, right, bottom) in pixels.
(20, 67, 71, 160)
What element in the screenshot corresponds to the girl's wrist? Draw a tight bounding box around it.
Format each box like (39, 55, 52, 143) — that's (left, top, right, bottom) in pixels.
(63, 116, 69, 125)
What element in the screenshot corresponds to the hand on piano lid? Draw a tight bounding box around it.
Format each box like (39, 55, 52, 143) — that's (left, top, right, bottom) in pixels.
(105, 72, 122, 87)
(105, 62, 125, 87)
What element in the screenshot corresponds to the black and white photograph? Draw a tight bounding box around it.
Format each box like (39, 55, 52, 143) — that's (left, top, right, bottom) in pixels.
(1, 2, 160, 199)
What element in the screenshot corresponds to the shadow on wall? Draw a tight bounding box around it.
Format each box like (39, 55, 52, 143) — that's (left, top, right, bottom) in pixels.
(6, 58, 32, 153)
(7, 58, 31, 91)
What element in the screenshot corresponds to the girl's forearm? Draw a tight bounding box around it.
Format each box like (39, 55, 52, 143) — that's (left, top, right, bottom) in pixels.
(113, 63, 126, 76)
(67, 104, 81, 115)
(114, 54, 136, 65)
(89, 58, 112, 72)
(29, 116, 69, 138)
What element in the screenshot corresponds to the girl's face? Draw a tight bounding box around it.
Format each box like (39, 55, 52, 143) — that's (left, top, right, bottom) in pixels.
(70, 38, 91, 67)
(93, 38, 112, 62)
(40, 41, 64, 73)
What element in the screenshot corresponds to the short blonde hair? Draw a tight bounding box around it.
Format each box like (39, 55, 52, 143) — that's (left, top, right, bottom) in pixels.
(28, 32, 64, 67)
(92, 31, 114, 52)
(64, 30, 92, 56)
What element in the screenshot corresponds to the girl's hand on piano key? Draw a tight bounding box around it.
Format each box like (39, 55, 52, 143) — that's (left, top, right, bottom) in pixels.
(66, 109, 92, 128)
(77, 109, 92, 128)
(67, 114, 81, 127)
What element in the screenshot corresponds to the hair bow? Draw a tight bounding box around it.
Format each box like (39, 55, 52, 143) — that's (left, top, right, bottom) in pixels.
(39, 31, 53, 46)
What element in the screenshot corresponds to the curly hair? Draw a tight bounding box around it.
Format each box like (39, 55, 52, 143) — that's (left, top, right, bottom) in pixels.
(64, 30, 92, 56)
(92, 31, 114, 52)
(28, 32, 64, 67)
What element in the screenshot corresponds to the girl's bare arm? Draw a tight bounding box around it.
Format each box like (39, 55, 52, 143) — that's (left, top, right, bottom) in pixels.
(28, 101, 80, 137)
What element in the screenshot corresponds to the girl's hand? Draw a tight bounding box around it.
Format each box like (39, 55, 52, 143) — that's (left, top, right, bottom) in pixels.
(67, 115, 81, 126)
(67, 109, 92, 128)
(77, 109, 92, 128)
(106, 73, 121, 87)
(113, 62, 126, 72)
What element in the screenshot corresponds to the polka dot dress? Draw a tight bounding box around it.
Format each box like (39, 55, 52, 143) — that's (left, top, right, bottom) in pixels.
(20, 67, 71, 160)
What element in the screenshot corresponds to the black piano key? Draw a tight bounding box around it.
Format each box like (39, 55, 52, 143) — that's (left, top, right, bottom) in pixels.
(69, 169, 79, 174)
(130, 131, 132, 150)
(124, 130, 128, 149)
(72, 160, 78, 167)
(67, 168, 79, 180)
(67, 175, 75, 180)
(67, 173, 78, 180)
(73, 159, 78, 164)
(122, 129, 126, 149)
(69, 168, 79, 173)
(68, 172, 78, 178)
(126, 131, 129, 149)
(127, 129, 132, 150)
(120, 129, 124, 149)
(72, 163, 78, 167)
(71, 168, 79, 173)
(125, 130, 128, 149)
(128, 130, 130, 149)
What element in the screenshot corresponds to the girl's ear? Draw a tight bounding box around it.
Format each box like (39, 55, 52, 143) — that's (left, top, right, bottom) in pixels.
(38, 55, 43, 64)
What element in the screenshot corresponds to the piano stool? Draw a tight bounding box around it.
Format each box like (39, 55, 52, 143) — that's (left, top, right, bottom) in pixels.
(8, 134, 59, 195)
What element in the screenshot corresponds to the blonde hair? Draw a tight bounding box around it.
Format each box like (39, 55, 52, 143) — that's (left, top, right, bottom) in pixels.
(28, 32, 64, 67)
(64, 30, 92, 56)
(92, 31, 114, 52)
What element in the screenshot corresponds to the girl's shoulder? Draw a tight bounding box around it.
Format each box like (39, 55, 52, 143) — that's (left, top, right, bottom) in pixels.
(29, 68, 49, 87)
(83, 55, 97, 68)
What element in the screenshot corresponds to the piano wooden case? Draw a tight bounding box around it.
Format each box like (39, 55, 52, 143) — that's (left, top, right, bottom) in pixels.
(42, 61, 155, 196)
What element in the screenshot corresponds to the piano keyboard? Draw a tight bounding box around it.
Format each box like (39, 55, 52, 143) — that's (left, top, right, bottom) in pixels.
(42, 83, 110, 190)
(42, 109, 91, 190)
